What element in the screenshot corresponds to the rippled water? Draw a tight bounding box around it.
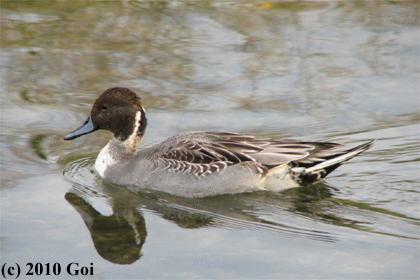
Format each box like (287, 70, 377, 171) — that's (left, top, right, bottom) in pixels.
(1, 1, 419, 279)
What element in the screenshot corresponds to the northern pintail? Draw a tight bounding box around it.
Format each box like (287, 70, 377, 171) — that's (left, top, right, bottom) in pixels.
(64, 87, 374, 197)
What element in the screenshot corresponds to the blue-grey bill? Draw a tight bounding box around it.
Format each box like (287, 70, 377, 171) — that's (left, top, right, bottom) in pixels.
(64, 116, 98, 140)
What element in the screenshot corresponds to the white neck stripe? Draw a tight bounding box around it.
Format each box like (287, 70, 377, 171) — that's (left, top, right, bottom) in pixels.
(124, 111, 141, 149)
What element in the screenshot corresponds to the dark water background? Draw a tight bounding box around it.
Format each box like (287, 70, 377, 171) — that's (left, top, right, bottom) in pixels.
(1, 1, 419, 279)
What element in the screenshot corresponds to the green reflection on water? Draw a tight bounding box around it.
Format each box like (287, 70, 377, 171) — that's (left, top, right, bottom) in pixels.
(30, 134, 47, 160)
(65, 192, 147, 265)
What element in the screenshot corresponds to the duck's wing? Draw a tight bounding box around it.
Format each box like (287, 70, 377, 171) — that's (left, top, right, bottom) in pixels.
(205, 132, 375, 184)
(158, 137, 264, 176)
(155, 131, 373, 182)
(200, 131, 344, 168)
(156, 131, 341, 175)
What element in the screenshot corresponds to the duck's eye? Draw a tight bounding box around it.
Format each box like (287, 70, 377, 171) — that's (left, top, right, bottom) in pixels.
(101, 105, 108, 110)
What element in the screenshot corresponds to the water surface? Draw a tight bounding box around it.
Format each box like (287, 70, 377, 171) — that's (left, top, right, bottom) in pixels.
(1, 1, 419, 279)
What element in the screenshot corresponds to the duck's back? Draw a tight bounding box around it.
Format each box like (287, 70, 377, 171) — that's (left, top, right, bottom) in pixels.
(106, 131, 270, 197)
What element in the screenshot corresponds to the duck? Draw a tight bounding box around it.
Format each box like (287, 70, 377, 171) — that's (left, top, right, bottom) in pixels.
(64, 87, 374, 197)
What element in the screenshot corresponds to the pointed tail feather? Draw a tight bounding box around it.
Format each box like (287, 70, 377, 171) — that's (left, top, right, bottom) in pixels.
(296, 140, 375, 185)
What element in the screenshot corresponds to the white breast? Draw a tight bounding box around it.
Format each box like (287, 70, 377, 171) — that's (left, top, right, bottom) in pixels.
(95, 141, 117, 178)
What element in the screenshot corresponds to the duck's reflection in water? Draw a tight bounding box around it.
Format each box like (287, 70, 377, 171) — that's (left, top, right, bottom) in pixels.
(65, 191, 147, 265)
(64, 158, 342, 265)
